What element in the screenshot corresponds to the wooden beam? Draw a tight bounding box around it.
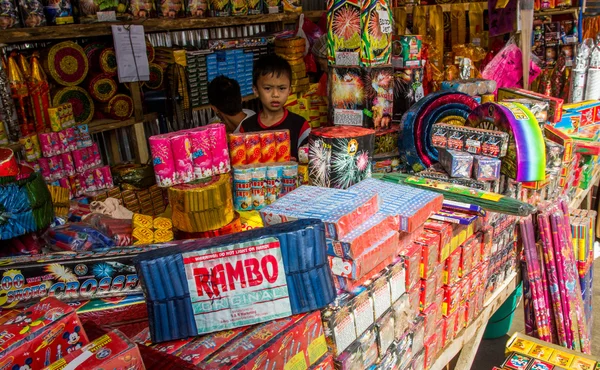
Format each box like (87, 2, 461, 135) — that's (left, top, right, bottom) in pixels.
(0, 13, 300, 44)
(108, 130, 122, 165)
(131, 121, 149, 164)
(130, 82, 144, 121)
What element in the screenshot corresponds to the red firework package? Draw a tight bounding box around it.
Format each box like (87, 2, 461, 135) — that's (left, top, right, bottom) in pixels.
(327, 214, 399, 260)
(86, 214, 133, 246)
(228, 130, 291, 165)
(420, 301, 440, 340)
(416, 231, 440, 279)
(423, 333, 440, 369)
(419, 265, 441, 310)
(0, 298, 89, 370)
(173, 327, 248, 364)
(459, 236, 476, 278)
(424, 219, 452, 261)
(202, 311, 327, 369)
(43, 329, 143, 370)
(442, 280, 463, 316)
(497, 88, 563, 123)
(310, 354, 334, 370)
(407, 285, 421, 318)
(328, 231, 399, 280)
(443, 246, 462, 286)
(400, 243, 421, 291)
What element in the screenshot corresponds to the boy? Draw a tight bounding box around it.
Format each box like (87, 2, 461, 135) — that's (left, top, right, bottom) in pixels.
(236, 54, 310, 159)
(208, 76, 255, 133)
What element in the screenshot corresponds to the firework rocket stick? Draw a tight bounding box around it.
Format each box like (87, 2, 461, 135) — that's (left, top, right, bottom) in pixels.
(520, 217, 552, 342)
(538, 213, 568, 347)
(537, 242, 559, 344)
(555, 212, 591, 353)
(549, 213, 574, 349)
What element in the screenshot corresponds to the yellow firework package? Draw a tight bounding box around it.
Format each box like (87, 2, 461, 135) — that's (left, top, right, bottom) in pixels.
(133, 213, 153, 229)
(132, 227, 154, 243)
(153, 217, 173, 230)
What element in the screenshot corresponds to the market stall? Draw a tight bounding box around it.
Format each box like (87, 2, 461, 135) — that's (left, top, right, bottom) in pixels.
(0, 0, 598, 368)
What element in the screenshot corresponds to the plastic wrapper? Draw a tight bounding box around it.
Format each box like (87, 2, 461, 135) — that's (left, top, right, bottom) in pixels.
(86, 213, 133, 246)
(44, 223, 116, 251)
(415, 231, 441, 279)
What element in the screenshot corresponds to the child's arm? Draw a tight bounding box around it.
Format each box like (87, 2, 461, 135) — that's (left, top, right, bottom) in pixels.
(298, 120, 311, 148)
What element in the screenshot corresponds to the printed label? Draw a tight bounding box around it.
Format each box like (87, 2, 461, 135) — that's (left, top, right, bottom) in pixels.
(334, 109, 363, 127)
(97, 11, 117, 21)
(183, 237, 291, 334)
(378, 10, 392, 34)
(335, 52, 360, 66)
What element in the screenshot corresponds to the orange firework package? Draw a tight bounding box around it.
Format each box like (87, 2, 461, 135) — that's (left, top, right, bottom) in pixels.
(400, 243, 421, 291)
(228, 130, 291, 165)
(201, 311, 327, 369)
(424, 219, 452, 261)
(0, 298, 89, 370)
(416, 231, 441, 279)
(43, 329, 144, 370)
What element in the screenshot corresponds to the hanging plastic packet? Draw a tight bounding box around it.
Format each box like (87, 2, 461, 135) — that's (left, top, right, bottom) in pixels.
(570, 39, 593, 103)
(584, 37, 600, 101)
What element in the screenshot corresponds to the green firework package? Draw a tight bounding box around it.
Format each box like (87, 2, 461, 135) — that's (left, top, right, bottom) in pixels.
(361, 0, 392, 66)
(308, 126, 375, 189)
(327, 0, 362, 66)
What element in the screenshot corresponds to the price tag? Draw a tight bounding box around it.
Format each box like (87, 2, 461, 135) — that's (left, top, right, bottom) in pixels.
(378, 10, 392, 34)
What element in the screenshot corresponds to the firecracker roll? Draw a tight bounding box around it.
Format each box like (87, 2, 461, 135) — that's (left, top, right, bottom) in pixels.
(145, 63, 164, 90)
(170, 132, 194, 183)
(149, 134, 177, 187)
(168, 174, 234, 233)
(28, 54, 52, 132)
(308, 126, 375, 189)
(87, 73, 118, 102)
(99, 94, 134, 120)
(98, 47, 118, 76)
(53, 86, 95, 125)
(174, 211, 242, 239)
(43, 41, 89, 86)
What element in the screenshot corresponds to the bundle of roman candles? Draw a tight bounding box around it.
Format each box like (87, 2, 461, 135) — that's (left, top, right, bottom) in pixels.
(133, 218, 336, 342)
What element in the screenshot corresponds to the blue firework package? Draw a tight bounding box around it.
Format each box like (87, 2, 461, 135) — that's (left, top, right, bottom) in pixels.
(0, 242, 179, 308)
(44, 223, 116, 251)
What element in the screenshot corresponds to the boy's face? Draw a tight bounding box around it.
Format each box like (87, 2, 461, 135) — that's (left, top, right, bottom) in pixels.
(253, 72, 291, 113)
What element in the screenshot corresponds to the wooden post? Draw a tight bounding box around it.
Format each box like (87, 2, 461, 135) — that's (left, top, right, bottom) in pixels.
(132, 122, 149, 164)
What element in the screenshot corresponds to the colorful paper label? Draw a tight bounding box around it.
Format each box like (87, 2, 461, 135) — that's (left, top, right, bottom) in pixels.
(183, 237, 292, 334)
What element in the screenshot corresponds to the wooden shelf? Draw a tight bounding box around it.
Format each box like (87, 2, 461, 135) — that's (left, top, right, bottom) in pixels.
(192, 93, 257, 112)
(0, 13, 300, 44)
(534, 7, 579, 15)
(1, 142, 23, 151)
(569, 167, 600, 210)
(88, 112, 157, 135)
(430, 272, 519, 370)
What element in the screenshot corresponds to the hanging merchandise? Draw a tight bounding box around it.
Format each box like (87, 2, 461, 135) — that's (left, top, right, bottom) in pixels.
(134, 218, 337, 342)
(570, 39, 593, 103)
(398, 91, 480, 173)
(43, 41, 89, 86)
(482, 39, 542, 92)
(7, 53, 34, 137)
(0, 60, 19, 142)
(308, 126, 375, 189)
(584, 38, 600, 101)
(0, 0, 19, 29)
(53, 86, 95, 125)
(87, 73, 118, 102)
(27, 53, 51, 133)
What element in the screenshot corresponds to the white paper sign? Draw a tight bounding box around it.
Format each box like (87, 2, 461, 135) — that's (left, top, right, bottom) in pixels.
(378, 10, 392, 34)
(111, 25, 150, 83)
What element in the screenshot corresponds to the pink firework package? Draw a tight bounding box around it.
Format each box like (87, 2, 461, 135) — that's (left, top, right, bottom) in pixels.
(94, 167, 105, 189)
(100, 166, 114, 188)
(90, 143, 101, 166)
(188, 128, 214, 180)
(58, 177, 69, 189)
(170, 132, 194, 184)
(64, 127, 77, 151)
(61, 152, 76, 176)
(38, 132, 56, 157)
(72, 148, 86, 173)
(38, 157, 51, 180)
(48, 155, 64, 180)
(149, 134, 177, 187)
(206, 123, 230, 174)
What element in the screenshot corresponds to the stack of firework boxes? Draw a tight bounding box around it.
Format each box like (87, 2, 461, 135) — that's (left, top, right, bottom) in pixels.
(260, 179, 450, 369)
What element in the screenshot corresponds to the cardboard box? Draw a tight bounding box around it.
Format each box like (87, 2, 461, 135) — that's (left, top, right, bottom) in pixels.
(0, 298, 89, 370)
(497, 88, 563, 123)
(44, 330, 143, 370)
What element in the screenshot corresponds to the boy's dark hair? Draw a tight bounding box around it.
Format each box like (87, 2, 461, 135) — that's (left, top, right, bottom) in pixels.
(208, 76, 243, 116)
(253, 54, 292, 86)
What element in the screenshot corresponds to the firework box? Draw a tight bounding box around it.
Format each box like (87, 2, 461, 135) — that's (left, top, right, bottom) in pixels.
(415, 231, 440, 279)
(364, 67, 394, 130)
(327, 0, 361, 66)
(334, 260, 389, 292)
(329, 66, 365, 126)
(497, 88, 563, 124)
(357, 326, 378, 367)
(374, 126, 400, 156)
(553, 110, 582, 134)
(443, 246, 461, 286)
(424, 219, 452, 262)
(473, 155, 501, 181)
(368, 269, 392, 319)
(310, 354, 334, 370)
(419, 266, 441, 310)
(375, 309, 395, 355)
(400, 243, 421, 290)
(349, 178, 443, 233)
(360, 0, 392, 66)
(438, 148, 473, 178)
(172, 327, 248, 365)
(392, 294, 411, 341)
(0, 243, 175, 309)
(322, 303, 356, 356)
(393, 67, 425, 121)
(563, 100, 600, 127)
(351, 287, 375, 338)
(308, 126, 375, 189)
(442, 280, 463, 317)
(71, 294, 148, 329)
(505, 332, 599, 367)
(388, 257, 406, 303)
(420, 301, 440, 340)
(0, 297, 90, 370)
(325, 213, 399, 259)
(423, 333, 440, 369)
(431, 209, 478, 226)
(391, 35, 423, 68)
(260, 186, 379, 240)
(328, 230, 399, 280)
(43, 329, 143, 370)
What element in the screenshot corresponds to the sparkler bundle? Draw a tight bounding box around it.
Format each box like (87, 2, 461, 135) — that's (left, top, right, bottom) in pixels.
(0, 153, 53, 241)
(521, 199, 591, 354)
(308, 126, 375, 189)
(133, 219, 336, 342)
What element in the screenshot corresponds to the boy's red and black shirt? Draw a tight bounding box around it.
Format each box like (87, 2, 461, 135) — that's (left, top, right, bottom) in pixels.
(237, 109, 310, 158)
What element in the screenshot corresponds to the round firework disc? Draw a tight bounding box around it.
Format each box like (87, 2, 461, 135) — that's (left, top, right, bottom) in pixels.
(101, 94, 133, 120)
(53, 86, 95, 124)
(146, 41, 155, 63)
(145, 63, 164, 90)
(87, 73, 118, 103)
(44, 41, 89, 86)
(84, 42, 105, 64)
(99, 47, 118, 76)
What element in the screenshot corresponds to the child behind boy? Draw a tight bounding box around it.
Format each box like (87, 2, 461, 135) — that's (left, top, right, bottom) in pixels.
(208, 76, 255, 133)
(236, 54, 310, 159)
